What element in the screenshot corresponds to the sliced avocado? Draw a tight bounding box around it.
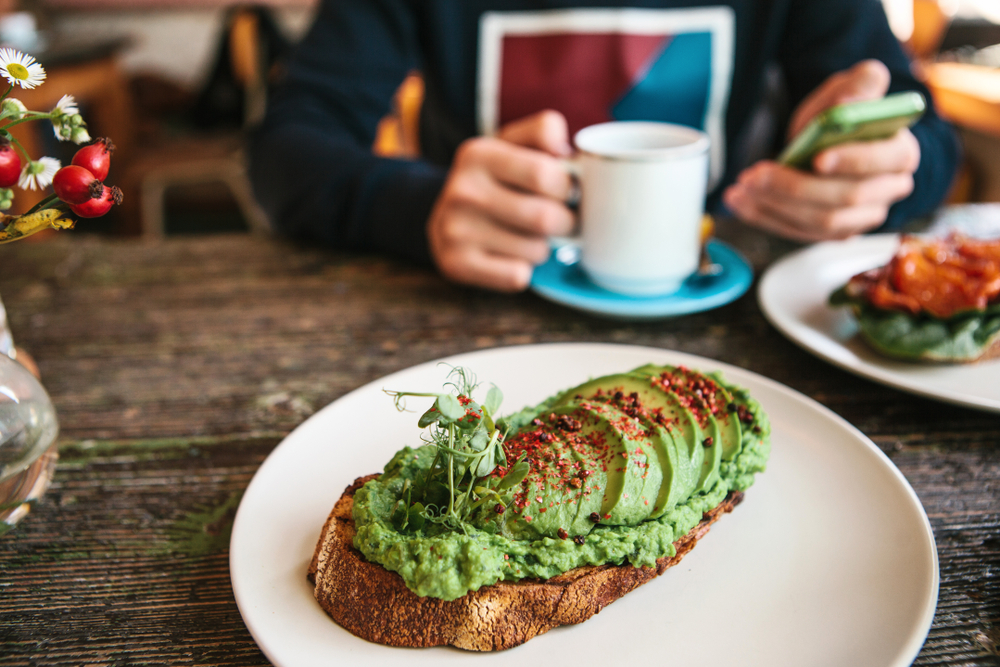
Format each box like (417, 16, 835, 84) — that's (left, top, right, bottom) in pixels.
(553, 373, 703, 518)
(503, 402, 656, 538)
(623, 410, 686, 518)
(632, 364, 743, 460)
(631, 366, 723, 495)
(581, 401, 663, 524)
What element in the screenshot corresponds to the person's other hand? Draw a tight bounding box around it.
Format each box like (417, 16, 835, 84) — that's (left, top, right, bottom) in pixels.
(427, 110, 576, 291)
(723, 60, 920, 242)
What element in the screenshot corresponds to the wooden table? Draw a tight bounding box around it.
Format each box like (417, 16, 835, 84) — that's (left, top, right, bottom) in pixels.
(0, 228, 997, 665)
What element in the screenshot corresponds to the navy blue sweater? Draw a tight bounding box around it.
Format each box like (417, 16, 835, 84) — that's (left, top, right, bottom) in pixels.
(249, 0, 960, 265)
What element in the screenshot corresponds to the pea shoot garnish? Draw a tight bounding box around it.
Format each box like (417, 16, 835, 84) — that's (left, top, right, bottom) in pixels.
(384, 366, 529, 534)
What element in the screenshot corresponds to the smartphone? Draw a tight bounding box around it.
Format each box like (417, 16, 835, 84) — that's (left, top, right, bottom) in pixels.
(777, 91, 926, 169)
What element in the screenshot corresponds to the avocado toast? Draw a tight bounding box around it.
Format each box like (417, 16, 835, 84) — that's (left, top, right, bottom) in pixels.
(308, 364, 770, 650)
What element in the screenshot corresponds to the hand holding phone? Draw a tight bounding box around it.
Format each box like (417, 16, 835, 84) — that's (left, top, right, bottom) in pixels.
(778, 91, 926, 170)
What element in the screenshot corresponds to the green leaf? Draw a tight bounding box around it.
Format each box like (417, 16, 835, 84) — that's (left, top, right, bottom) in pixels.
(407, 503, 426, 530)
(474, 448, 496, 478)
(493, 434, 507, 468)
(469, 428, 489, 452)
(423, 481, 450, 508)
(455, 401, 483, 431)
(417, 405, 441, 428)
(498, 460, 530, 489)
(484, 385, 503, 416)
(391, 502, 408, 530)
(436, 394, 464, 421)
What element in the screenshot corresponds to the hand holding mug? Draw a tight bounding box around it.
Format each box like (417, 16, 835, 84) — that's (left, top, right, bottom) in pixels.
(427, 110, 576, 292)
(569, 121, 710, 296)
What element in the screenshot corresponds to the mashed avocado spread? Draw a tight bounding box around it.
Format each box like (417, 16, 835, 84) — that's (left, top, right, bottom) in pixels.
(353, 365, 771, 601)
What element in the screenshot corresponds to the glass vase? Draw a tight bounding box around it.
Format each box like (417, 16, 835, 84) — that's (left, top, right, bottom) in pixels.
(0, 294, 59, 535)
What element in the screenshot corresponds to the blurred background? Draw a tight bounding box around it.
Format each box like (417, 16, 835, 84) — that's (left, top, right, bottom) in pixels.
(0, 0, 997, 238)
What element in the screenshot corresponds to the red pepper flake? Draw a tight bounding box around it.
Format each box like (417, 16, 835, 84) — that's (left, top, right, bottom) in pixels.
(558, 528, 569, 540)
(524, 515, 533, 522)
(569, 478, 582, 488)
(556, 415, 582, 432)
(539, 507, 547, 513)
(603, 513, 611, 519)
(504, 554, 509, 560)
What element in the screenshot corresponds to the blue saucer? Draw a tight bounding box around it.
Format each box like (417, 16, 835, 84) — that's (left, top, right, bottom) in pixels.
(530, 239, 753, 320)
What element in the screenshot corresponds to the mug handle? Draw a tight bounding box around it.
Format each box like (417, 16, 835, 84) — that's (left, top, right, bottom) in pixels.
(548, 158, 582, 263)
(560, 158, 582, 209)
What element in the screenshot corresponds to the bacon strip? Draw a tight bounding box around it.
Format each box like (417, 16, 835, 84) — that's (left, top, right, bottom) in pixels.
(845, 233, 1000, 319)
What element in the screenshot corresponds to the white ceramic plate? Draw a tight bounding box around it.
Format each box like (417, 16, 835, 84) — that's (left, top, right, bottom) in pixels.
(758, 234, 1000, 413)
(230, 343, 937, 667)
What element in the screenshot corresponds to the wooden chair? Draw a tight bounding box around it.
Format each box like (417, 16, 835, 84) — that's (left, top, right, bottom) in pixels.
(117, 6, 271, 237)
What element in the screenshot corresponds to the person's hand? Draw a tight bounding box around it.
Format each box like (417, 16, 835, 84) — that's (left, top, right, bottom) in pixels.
(427, 110, 576, 291)
(723, 60, 921, 242)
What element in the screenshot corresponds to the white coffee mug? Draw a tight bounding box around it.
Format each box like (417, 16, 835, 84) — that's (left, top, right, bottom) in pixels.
(569, 121, 710, 296)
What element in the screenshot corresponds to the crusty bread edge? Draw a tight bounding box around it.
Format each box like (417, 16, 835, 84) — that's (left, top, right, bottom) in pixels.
(309, 474, 744, 651)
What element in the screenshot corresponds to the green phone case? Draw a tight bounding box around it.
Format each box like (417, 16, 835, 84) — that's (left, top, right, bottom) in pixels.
(778, 91, 926, 169)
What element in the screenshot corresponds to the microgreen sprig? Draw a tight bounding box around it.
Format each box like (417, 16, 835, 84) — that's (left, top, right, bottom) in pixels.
(384, 365, 523, 534)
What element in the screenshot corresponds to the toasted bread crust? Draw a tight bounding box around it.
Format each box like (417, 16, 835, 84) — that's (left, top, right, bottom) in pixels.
(309, 474, 744, 651)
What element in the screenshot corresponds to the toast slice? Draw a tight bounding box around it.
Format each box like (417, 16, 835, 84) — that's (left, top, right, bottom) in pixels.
(308, 474, 744, 652)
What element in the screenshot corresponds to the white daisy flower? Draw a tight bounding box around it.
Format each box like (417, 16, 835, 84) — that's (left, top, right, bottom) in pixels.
(18, 157, 60, 191)
(51, 94, 78, 116)
(0, 48, 45, 89)
(51, 94, 90, 143)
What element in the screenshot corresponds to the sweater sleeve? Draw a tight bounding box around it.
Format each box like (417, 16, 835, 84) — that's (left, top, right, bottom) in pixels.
(777, 0, 961, 229)
(248, 0, 445, 265)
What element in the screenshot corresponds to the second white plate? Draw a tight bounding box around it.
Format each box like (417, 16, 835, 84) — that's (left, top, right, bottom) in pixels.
(758, 234, 1000, 412)
(231, 343, 937, 667)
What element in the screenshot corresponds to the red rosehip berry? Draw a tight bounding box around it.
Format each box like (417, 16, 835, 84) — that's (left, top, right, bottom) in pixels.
(69, 185, 122, 218)
(53, 165, 102, 205)
(71, 137, 115, 182)
(0, 141, 21, 188)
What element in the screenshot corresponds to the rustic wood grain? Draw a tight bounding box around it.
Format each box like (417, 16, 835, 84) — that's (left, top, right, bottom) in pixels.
(0, 230, 997, 666)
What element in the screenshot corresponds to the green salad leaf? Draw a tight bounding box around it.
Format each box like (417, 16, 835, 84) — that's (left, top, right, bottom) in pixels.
(830, 286, 1000, 361)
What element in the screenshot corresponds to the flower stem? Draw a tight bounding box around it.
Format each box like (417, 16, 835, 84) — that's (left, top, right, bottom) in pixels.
(7, 134, 30, 162)
(1, 112, 53, 132)
(0, 83, 11, 102)
(24, 192, 59, 215)
(447, 425, 456, 518)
